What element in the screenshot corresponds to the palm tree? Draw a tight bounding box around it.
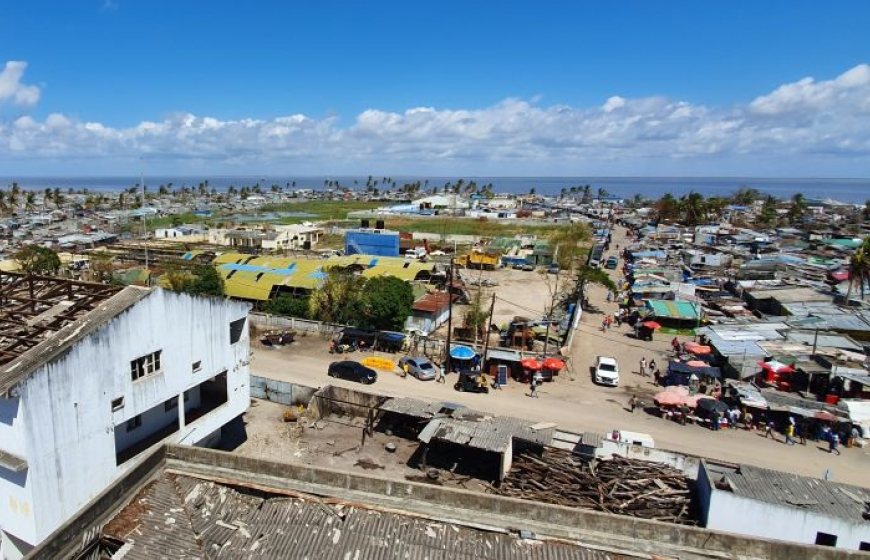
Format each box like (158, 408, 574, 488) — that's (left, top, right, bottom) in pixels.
(787, 193, 807, 224)
(655, 193, 679, 222)
(597, 187, 609, 200)
(758, 195, 778, 227)
(0, 190, 8, 216)
(25, 191, 36, 213)
(680, 191, 707, 226)
(844, 238, 870, 304)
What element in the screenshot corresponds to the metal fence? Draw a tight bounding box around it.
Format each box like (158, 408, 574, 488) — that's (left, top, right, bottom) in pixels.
(249, 375, 318, 406)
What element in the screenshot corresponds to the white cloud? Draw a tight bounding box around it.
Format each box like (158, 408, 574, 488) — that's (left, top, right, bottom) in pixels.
(0, 61, 40, 106)
(1, 62, 870, 174)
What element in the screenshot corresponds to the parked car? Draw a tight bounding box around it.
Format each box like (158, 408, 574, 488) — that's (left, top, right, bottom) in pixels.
(327, 361, 377, 384)
(605, 256, 619, 269)
(397, 356, 437, 380)
(594, 356, 620, 386)
(521, 263, 535, 271)
(547, 264, 560, 274)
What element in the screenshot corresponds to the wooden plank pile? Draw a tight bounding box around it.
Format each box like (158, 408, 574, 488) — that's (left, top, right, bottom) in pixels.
(495, 450, 695, 524)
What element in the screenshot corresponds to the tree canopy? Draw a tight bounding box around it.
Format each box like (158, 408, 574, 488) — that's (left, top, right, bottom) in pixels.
(360, 275, 414, 331)
(14, 245, 61, 275)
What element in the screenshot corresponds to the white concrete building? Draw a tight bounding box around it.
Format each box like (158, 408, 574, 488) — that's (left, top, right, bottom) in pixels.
(698, 460, 870, 552)
(0, 277, 251, 559)
(209, 224, 322, 251)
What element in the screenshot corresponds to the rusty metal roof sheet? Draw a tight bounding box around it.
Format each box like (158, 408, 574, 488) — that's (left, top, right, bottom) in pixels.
(99, 473, 609, 560)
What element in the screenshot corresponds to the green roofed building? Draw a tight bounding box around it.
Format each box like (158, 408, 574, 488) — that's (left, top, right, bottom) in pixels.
(645, 299, 701, 325)
(213, 252, 435, 301)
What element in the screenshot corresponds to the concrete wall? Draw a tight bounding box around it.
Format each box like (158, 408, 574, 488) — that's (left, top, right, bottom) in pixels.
(0, 397, 34, 548)
(5, 290, 251, 548)
(309, 385, 386, 421)
(699, 463, 869, 551)
(248, 312, 343, 335)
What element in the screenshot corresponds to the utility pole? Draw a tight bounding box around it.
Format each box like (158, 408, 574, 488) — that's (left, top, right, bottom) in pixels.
(481, 293, 496, 367)
(444, 259, 454, 374)
(141, 171, 149, 275)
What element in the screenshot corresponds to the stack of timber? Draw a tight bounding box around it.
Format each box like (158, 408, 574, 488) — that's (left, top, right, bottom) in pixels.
(495, 450, 695, 524)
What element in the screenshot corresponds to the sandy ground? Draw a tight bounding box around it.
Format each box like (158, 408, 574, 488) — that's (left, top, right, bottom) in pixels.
(247, 226, 870, 487)
(235, 399, 492, 491)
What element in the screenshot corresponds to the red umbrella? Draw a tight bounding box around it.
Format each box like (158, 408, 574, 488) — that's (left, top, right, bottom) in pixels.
(542, 357, 565, 371)
(521, 358, 542, 370)
(757, 360, 794, 374)
(642, 321, 662, 329)
(654, 391, 684, 406)
(684, 342, 712, 355)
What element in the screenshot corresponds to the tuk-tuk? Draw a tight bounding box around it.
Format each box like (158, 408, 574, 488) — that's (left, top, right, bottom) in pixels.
(454, 371, 489, 393)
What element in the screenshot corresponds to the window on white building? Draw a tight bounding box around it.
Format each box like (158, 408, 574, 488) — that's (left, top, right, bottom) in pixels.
(164, 397, 178, 412)
(192, 360, 202, 373)
(130, 350, 162, 381)
(111, 397, 124, 411)
(815, 532, 837, 547)
(229, 318, 246, 344)
(126, 415, 142, 432)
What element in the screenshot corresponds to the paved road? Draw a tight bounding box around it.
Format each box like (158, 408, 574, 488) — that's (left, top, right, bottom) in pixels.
(250, 225, 870, 486)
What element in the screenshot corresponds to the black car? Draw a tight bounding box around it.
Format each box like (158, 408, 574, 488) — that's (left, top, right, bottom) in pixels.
(327, 361, 377, 384)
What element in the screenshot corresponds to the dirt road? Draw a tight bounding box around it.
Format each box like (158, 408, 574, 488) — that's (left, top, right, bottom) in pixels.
(249, 225, 870, 486)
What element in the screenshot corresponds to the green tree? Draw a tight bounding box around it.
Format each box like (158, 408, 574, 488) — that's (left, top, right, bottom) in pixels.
(758, 195, 779, 227)
(787, 193, 807, 224)
(732, 187, 760, 206)
(655, 193, 680, 222)
(548, 222, 592, 271)
(574, 264, 616, 298)
(184, 265, 225, 297)
(845, 238, 870, 304)
(361, 275, 414, 331)
(14, 245, 61, 275)
(264, 295, 310, 318)
(308, 267, 367, 325)
(679, 191, 707, 226)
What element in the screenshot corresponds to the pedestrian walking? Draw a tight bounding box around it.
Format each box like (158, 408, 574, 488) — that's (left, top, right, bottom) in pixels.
(648, 359, 657, 377)
(743, 410, 753, 430)
(436, 364, 446, 383)
(628, 394, 637, 413)
(640, 357, 647, 376)
(785, 423, 796, 445)
(711, 411, 721, 431)
(529, 376, 539, 398)
(764, 420, 776, 440)
(671, 337, 680, 354)
(798, 419, 807, 445)
(401, 362, 409, 378)
(829, 432, 841, 455)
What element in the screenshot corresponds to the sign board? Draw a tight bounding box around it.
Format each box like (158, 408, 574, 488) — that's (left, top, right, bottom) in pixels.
(496, 364, 509, 386)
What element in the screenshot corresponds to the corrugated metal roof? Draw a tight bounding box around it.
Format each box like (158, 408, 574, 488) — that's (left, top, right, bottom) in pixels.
(645, 299, 699, 320)
(215, 252, 435, 301)
(418, 413, 555, 453)
(99, 474, 608, 560)
(716, 463, 870, 523)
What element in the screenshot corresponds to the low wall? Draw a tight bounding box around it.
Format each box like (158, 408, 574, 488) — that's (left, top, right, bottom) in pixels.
(308, 384, 388, 421)
(249, 312, 344, 335)
(164, 445, 862, 560)
(250, 376, 317, 406)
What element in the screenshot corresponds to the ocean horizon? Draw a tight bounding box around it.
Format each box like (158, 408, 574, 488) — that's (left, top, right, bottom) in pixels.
(1, 176, 868, 204)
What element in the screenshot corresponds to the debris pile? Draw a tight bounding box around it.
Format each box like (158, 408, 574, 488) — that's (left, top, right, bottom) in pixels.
(495, 450, 695, 524)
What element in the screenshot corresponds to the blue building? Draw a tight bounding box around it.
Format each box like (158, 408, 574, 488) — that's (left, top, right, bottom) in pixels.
(345, 229, 400, 257)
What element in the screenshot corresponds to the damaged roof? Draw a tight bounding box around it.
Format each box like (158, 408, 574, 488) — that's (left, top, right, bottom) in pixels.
(0, 281, 150, 396)
(98, 473, 608, 560)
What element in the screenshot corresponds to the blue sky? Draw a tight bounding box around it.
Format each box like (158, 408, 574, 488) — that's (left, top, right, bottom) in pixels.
(1, 1, 869, 175)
